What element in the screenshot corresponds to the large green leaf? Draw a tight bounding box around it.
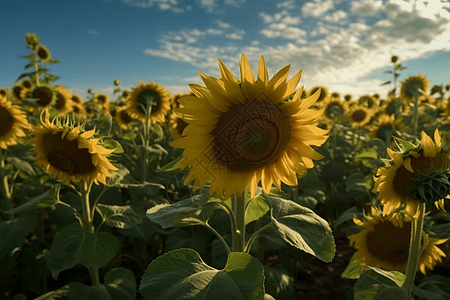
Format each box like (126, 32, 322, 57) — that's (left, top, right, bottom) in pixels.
(6, 156, 36, 176)
(95, 204, 144, 229)
(146, 190, 210, 228)
(245, 193, 270, 225)
(264, 265, 294, 300)
(0, 216, 36, 259)
(341, 253, 364, 279)
(354, 267, 407, 300)
(104, 268, 137, 300)
(5, 187, 58, 215)
(34, 285, 70, 300)
(47, 223, 119, 279)
(263, 193, 335, 262)
(139, 248, 265, 300)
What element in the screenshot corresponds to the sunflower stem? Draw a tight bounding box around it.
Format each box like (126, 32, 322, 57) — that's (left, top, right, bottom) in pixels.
(141, 100, 153, 182)
(244, 222, 273, 253)
(204, 221, 231, 255)
(402, 202, 426, 298)
(79, 180, 100, 286)
(0, 149, 13, 220)
(231, 191, 246, 252)
(412, 95, 419, 136)
(34, 61, 40, 87)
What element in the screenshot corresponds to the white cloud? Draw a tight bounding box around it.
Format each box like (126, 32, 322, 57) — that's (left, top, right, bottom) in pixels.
(121, 0, 187, 13)
(260, 23, 307, 41)
(324, 10, 347, 23)
(302, 0, 334, 17)
(277, 0, 295, 10)
(215, 19, 232, 29)
(350, 0, 383, 16)
(226, 30, 245, 40)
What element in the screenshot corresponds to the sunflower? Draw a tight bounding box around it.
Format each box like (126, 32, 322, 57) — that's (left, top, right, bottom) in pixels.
(71, 94, 83, 105)
(125, 81, 171, 124)
(400, 74, 430, 103)
(322, 98, 348, 120)
(29, 85, 57, 107)
(0, 97, 29, 149)
(25, 33, 39, 49)
(72, 104, 86, 120)
(369, 114, 407, 144)
(309, 85, 329, 108)
(114, 106, 134, 130)
(373, 130, 450, 216)
(11, 85, 28, 102)
(170, 92, 187, 109)
(168, 111, 189, 140)
(21, 79, 33, 90)
(379, 97, 410, 116)
(358, 94, 378, 109)
(0, 88, 10, 99)
(170, 54, 329, 198)
(53, 86, 73, 116)
(28, 109, 118, 184)
(346, 105, 374, 127)
(348, 206, 448, 274)
(114, 78, 121, 86)
(37, 45, 51, 63)
(344, 94, 352, 102)
(94, 93, 111, 114)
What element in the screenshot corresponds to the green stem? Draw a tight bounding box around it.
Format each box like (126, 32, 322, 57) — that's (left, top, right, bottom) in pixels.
(0, 149, 13, 220)
(244, 222, 273, 253)
(204, 222, 231, 255)
(231, 191, 246, 252)
(402, 202, 426, 298)
(79, 180, 100, 286)
(141, 101, 153, 182)
(34, 62, 40, 87)
(412, 95, 419, 136)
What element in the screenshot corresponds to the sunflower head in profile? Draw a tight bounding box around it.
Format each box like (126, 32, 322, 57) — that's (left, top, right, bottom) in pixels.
(29, 85, 57, 107)
(373, 129, 450, 215)
(308, 85, 329, 108)
(37, 45, 51, 63)
(28, 109, 118, 185)
(346, 105, 374, 127)
(72, 104, 86, 120)
(125, 81, 171, 124)
(114, 106, 134, 130)
(348, 206, 448, 274)
(400, 74, 430, 102)
(170, 54, 329, 198)
(53, 86, 73, 116)
(369, 114, 407, 144)
(0, 97, 29, 149)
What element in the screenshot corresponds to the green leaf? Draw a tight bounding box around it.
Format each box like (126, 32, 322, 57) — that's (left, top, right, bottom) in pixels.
(104, 268, 137, 300)
(157, 154, 185, 173)
(95, 204, 144, 229)
(69, 282, 111, 300)
(6, 156, 36, 176)
(139, 248, 265, 300)
(6, 187, 58, 215)
(354, 267, 407, 300)
(106, 164, 130, 186)
(46, 58, 60, 64)
(121, 131, 137, 141)
(0, 216, 36, 259)
(263, 193, 335, 262)
(146, 190, 210, 228)
(341, 253, 364, 279)
(150, 123, 164, 141)
(85, 115, 113, 136)
(16, 71, 38, 82)
(246, 193, 270, 225)
(102, 139, 124, 154)
(264, 295, 276, 300)
(107, 174, 164, 190)
(381, 81, 392, 86)
(356, 148, 378, 160)
(34, 285, 70, 300)
(113, 88, 121, 94)
(264, 265, 294, 300)
(11, 294, 27, 300)
(79, 232, 119, 268)
(334, 207, 359, 230)
(175, 202, 216, 227)
(47, 223, 119, 279)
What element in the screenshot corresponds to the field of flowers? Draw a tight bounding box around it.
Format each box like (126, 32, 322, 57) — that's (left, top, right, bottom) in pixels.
(1, 33, 450, 300)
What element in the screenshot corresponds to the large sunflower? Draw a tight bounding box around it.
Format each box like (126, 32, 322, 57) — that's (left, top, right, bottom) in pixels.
(373, 130, 450, 216)
(349, 207, 448, 274)
(53, 86, 73, 116)
(28, 109, 118, 185)
(170, 54, 329, 198)
(0, 97, 29, 149)
(400, 74, 430, 103)
(125, 81, 171, 124)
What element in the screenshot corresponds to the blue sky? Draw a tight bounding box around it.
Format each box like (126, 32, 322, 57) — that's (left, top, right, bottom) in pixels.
(1, 0, 450, 100)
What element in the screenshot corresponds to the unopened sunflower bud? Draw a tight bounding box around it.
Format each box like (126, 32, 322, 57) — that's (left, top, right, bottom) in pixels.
(408, 166, 450, 205)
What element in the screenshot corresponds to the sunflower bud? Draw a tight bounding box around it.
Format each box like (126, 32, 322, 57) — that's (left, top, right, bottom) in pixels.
(25, 33, 39, 49)
(114, 78, 121, 86)
(408, 166, 450, 205)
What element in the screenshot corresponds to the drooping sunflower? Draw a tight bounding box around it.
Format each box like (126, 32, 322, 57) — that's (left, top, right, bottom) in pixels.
(400, 74, 430, 103)
(94, 93, 111, 114)
(170, 54, 329, 198)
(369, 114, 407, 144)
(373, 129, 450, 216)
(28, 109, 118, 185)
(309, 85, 329, 108)
(37, 45, 51, 63)
(346, 105, 374, 127)
(53, 86, 73, 116)
(358, 94, 378, 109)
(0, 97, 29, 149)
(114, 106, 134, 130)
(348, 206, 448, 274)
(125, 81, 171, 124)
(29, 85, 57, 107)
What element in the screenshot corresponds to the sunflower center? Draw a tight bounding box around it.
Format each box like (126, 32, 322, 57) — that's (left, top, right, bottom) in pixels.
(38, 47, 49, 60)
(119, 109, 133, 124)
(352, 110, 367, 122)
(0, 106, 14, 137)
(97, 95, 106, 103)
(54, 92, 66, 110)
(136, 89, 161, 114)
(43, 132, 97, 175)
(34, 87, 53, 106)
(211, 98, 290, 172)
(13, 86, 23, 99)
(366, 221, 411, 268)
(0, 89, 7, 97)
(405, 80, 423, 99)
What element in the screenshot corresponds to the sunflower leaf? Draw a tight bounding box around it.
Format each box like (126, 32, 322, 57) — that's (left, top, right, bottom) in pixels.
(85, 115, 113, 136)
(354, 267, 407, 300)
(95, 204, 144, 229)
(341, 253, 364, 279)
(264, 265, 294, 300)
(103, 139, 124, 154)
(6, 156, 36, 176)
(0, 215, 36, 260)
(33, 285, 70, 300)
(262, 193, 335, 263)
(5, 187, 58, 215)
(157, 154, 185, 173)
(121, 131, 137, 141)
(139, 248, 265, 300)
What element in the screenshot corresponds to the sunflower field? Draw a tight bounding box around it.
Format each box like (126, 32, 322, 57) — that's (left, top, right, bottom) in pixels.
(2, 33, 450, 300)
